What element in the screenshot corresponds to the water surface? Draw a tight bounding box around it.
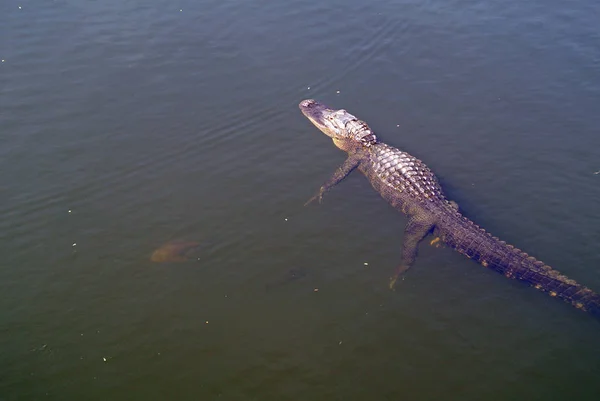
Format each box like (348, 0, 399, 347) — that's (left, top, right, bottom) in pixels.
(1, 1, 600, 400)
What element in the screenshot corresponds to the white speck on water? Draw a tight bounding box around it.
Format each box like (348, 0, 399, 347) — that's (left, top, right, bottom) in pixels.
(19, 6, 22, 9)
(307, 87, 310, 90)
(1, 60, 4, 63)
(284, 218, 288, 221)
(68, 209, 72, 213)
(72, 243, 76, 247)
(336, 90, 340, 94)
(180, 9, 182, 12)
(593, 171, 600, 175)
(102, 357, 107, 362)
(205, 321, 209, 324)
(363, 262, 369, 266)
(313, 288, 319, 292)
(339, 341, 342, 345)
(396, 124, 400, 127)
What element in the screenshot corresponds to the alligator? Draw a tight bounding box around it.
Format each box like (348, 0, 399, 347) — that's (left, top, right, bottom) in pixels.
(299, 98, 600, 318)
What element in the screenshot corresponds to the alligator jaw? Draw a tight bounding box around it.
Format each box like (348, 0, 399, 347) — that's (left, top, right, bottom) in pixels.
(299, 99, 359, 140)
(299, 99, 377, 147)
(299, 99, 340, 139)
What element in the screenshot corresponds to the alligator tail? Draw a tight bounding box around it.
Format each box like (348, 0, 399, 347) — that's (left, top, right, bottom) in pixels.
(437, 210, 600, 317)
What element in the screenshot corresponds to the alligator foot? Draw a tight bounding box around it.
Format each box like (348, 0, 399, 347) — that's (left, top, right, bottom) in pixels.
(304, 187, 325, 206)
(389, 265, 410, 290)
(389, 217, 435, 290)
(305, 154, 362, 206)
(388, 274, 404, 290)
(389, 276, 401, 290)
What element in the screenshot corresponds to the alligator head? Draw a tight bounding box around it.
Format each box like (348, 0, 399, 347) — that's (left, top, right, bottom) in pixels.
(299, 99, 377, 150)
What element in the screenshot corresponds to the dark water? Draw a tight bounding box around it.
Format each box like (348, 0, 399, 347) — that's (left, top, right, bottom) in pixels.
(2, 1, 600, 399)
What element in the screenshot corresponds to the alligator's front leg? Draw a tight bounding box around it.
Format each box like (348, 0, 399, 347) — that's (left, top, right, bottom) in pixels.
(389, 216, 435, 290)
(304, 154, 361, 206)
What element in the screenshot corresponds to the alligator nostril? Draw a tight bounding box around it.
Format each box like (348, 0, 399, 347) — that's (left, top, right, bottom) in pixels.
(300, 99, 315, 108)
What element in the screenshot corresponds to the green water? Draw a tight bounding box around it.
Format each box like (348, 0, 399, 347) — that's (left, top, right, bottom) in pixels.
(1, 1, 600, 400)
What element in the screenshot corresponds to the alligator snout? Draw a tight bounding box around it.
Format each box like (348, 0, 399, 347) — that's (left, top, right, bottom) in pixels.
(299, 99, 316, 108)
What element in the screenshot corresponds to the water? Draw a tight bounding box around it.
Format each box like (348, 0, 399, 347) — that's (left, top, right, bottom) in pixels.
(1, 1, 600, 399)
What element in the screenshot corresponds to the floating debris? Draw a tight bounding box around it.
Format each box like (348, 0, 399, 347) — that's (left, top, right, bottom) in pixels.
(594, 171, 600, 175)
(307, 87, 310, 90)
(205, 321, 209, 324)
(284, 218, 288, 221)
(363, 262, 369, 266)
(72, 243, 76, 247)
(68, 209, 72, 213)
(102, 357, 107, 362)
(313, 288, 319, 292)
(150, 240, 201, 263)
(336, 90, 340, 94)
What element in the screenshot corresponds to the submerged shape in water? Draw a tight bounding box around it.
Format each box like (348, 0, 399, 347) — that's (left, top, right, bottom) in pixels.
(150, 240, 201, 263)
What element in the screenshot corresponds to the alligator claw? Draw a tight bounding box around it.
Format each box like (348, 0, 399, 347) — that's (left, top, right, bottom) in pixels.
(304, 188, 324, 206)
(303, 195, 319, 206)
(389, 264, 410, 290)
(429, 237, 441, 248)
(389, 275, 405, 290)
